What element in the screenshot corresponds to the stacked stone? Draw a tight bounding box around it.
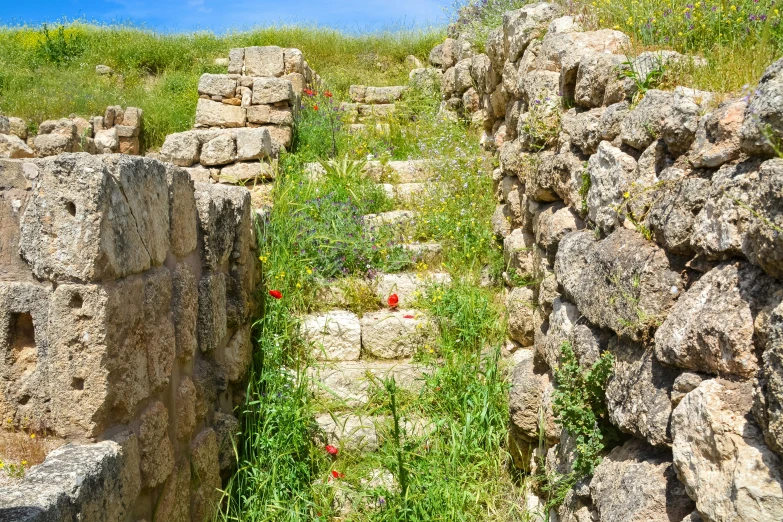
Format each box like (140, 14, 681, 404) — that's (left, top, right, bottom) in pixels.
(339, 85, 407, 132)
(191, 46, 318, 152)
(32, 106, 143, 157)
(429, 4, 783, 521)
(0, 114, 34, 159)
(0, 153, 258, 521)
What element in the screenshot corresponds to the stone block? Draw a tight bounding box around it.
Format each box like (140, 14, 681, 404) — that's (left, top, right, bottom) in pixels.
(143, 267, 175, 393)
(198, 271, 227, 353)
(235, 127, 272, 161)
(244, 46, 285, 77)
(264, 125, 293, 151)
(213, 412, 239, 471)
(302, 310, 361, 361)
(283, 48, 304, 74)
(198, 73, 238, 97)
(190, 429, 221, 522)
(195, 99, 246, 128)
(172, 262, 198, 362)
(34, 133, 75, 156)
(360, 310, 435, 359)
(246, 104, 294, 125)
(219, 325, 252, 382)
(139, 401, 174, 489)
(114, 124, 138, 138)
(117, 136, 139, 155)
(93, 128, 118, 154)
(0, 134, 34, 159)
(251, 78, 294, 105)
(20, 154, 170, 282)
(153, 459, 190, 522)
(176, 376, 197, 441)
(228, 48, 244, 74)
(166, 164, 198, 257)
(194, 182, 250, 270)
(160, 131, 201, 167)
(507, 286, 536, 347)
(200, 133, 236, 166)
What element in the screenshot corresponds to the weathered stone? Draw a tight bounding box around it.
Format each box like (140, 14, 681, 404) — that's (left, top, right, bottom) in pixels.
(360, 310, 435, 359)
(246, 104, 293, 125)
(316, 413, 381, 452)
(673, 379, 783, 521)
(153, 459, 190, 522)
(213, 411, 239, 471)
(620, 90, 674, 150)
(93, 128, 118, 154)
(143, 268, 175, 393)
(220, 325, 252, 382)
(535, 203, 584, 262)
(507, 286, 536, 347)
(228, 48, 244, 74)
(235, 127, 272, 161)
(251, 78, 294, 105)
(218, 161, 273, 183)
(607, 337, 679, 446)
(590, 439, 695, 522)
(20, 154, 169, 282)
(175, 376, 197, 441)
(34, 133, 75, 156)
(197, 271, 227, 353)
(139, 401, 174, 488)
(364, 86, 406, 104)
(409, 67, 442, 91)
(0, 134, 34, 159)
(172, 262, 198, 362)
(195, 99, 246, 128)
(586, 141, 638, 233)
(504, 2, 562, 63)
(758, 301, 783, 455)
(190, 428, 222, 522)
(194, 182, 249, 270)
(8, 117, 28, 140)
(655, 262, 780, 379)
(264, 125, 293, 150)
(309, 360, 424, 407)
(561, 107, 604, 155)
(160, 131, 200, 167)
(645, 173, 710, 256)
(575, 53, 625, 108)
(555, 229, 684, 340)
(200, 134, 236, 166)
(746, 159, 783, 279)
(244, 46, 285, 77)
(284, 48, 304, 74)
(504, 228, 536, 278)
(373, 272, 451, 308)
(740, 57, 783, 157)
(302, 310, 361, 361)
(509, 349, 558, 446)
(690, 99, 746, 168)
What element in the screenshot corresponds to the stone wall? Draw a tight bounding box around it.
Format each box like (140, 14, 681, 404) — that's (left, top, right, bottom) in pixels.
(0, 106, 144, 160)
(426, 4, 783, 521)
(0, 152, 258, 521)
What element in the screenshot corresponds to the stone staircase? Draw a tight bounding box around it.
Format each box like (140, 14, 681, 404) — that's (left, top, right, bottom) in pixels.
(340, 84, 408, 133)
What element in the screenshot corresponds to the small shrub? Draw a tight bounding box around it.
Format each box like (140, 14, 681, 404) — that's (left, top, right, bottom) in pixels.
(552, 342, 619, 477)
(35, 24, 85, 65)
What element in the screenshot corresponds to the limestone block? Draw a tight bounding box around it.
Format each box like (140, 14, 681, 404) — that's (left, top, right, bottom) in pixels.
(172, 262, 198, 362)
(0, 134, 34, 159)
(153, 460, 190, 522)
(34, 133, 75, 156)
(198, 73, 237, 97)
(166, 165, 198, 258)
(220, 326, 252, 382)
(373, 272, 451, 309)
(214, 412, 239, 472)
(198, 271, 227, 353)
(574, 53, 625, 108)
(745, 159, 783, 279)
(235, 127, 272, 161)
(673, 379, 783, 521)
(218, 161, 273, 183)
(645, 174, 710, 256)
(8, 117, 28, 140)
(590, 439, 695, 522)
(190, 429, 222, 522)
(492, 203, 513, 238)
(195, 99, 246, 128)
(0, 282, 51, 429)
(655, 262, 781, 378)
(117, 137, 139, 155)
(509, 350, 559, 446)
(228, 48, 244, 74)
(251, 78, 294, 105)
(364, 86, 407, 104)
(689, 98, 746, 168)
(302, 310, 361, 361)
(620, 90, 674, 150)
(740, 56, 783, 156)
(0, 433, 141, 522)
(176, 377, 197, 441)
(360, 310, 435, 359)
(357, 103, 396, 121)
(316, 413, 381, 452)
(200, 133, 236, 166)
(284, 48, 304, 74)
(160, 131, 201, 167)
(114, 124, 138, 138)
(309, 360, 424, 407)
(139, 401, 174, 488)
(194, 182, 250, 270)
(504, 228, 535, 278)
(265, 125, 293, 151)
(244, 46, 285, 77)
(504, 2, 562, 63)
(561, 107, 605, 155)
(284, 72, 305, 96)
(555, 229, 684, 341)
(507, 286, 536, 347)
(586, 140, 639, 234)
(534, 203, 584, 263)
(93, 128, 118, 154)
(761, 300, 783, 454)
(143, 268, 175, 393)
(246, 104, 294, 125)
(20, 154, 169, 283)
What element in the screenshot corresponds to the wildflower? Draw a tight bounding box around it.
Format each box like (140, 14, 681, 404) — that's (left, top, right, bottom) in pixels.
(269, 290, 283, 299)
(21, 460, 27, 466)
(331, 470, 345, 479)
(325, 445, 339, 455)
(30, 434, 35, 439)
(388, 294, 399, 308)
(313, 104, 319, 111)
(324, 90, 333, 98)
(403, 314, 415, 319)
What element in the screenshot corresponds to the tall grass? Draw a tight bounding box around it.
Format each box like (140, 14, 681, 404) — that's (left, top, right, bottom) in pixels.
(0, 22, 443, 148)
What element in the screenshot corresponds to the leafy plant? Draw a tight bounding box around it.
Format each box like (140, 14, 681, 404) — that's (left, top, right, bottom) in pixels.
(552, 342, 619, 477)
(36, 24, 85, 65)
(619, 55, 666, 102)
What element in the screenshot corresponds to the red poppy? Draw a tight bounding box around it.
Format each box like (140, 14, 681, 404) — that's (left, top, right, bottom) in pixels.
(388, 294, 399, 308)
(269, 290, 282, 299)
(304, 89, 313, 96)
(325, 445, 339, 456)
(324, 90, 333, 98)
(403, 314, 414, 319)
(313, 104, 319, 111)
(331, 470, 345, 479)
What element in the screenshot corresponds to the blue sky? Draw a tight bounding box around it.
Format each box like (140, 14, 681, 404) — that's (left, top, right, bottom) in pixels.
(0, 0, 448, 32)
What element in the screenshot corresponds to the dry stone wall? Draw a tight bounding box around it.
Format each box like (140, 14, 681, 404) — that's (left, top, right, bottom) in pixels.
(426, 4, 783, 521)
(0, 152, 258, 521)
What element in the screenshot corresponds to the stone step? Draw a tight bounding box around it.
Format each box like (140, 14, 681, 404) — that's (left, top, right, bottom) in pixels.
(303, 159, 432, 184)
(309, 359, 426, 408)
(402, 242, 443, 265)
(349, 85, 407, 104)
(316, 412, 433, 452)
(346, 123, 391, 135)
(360, 309, 437, 359)
(362, 210, 417, 232)
(373, 271, 451, 308)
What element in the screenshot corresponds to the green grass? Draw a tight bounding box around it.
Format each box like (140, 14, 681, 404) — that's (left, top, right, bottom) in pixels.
(0, 23, 443, 149)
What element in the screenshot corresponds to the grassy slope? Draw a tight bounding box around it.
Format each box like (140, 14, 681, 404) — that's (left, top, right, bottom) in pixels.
(0, 24, 443, 149)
